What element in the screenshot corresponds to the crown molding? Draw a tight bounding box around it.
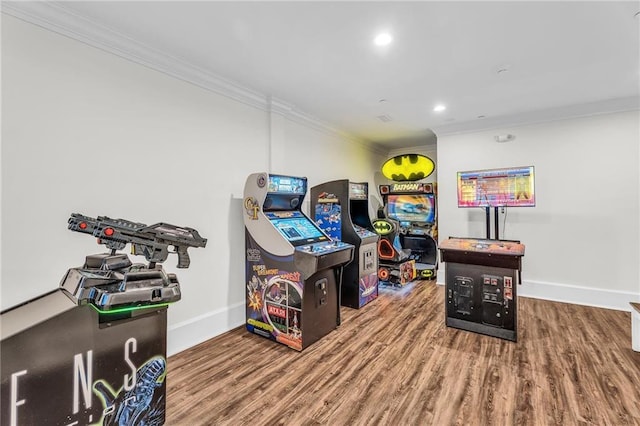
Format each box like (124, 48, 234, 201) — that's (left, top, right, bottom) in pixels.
(267, 96, 295, 117)
(2, 2, 387, 155)
(268, 96, 389, 156)
(432, 96, 640, 137)
(2, 1, 269, 110)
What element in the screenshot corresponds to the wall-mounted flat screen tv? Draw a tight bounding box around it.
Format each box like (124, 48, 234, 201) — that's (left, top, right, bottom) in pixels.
(387, 194, 436, 223)
(457, 166, 535, 207)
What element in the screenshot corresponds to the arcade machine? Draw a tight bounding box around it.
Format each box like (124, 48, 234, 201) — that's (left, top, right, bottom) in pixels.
(310, 179, 379, 309)
(439, 237, 525, 341)
(443, 166, 533, 341)
(375, 182, 438, 286)
(243, 173, 354, 351)
(1, 214, 206, 425)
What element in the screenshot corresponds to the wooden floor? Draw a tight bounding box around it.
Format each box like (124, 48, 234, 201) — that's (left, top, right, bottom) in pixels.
(166, 281, 640, 425)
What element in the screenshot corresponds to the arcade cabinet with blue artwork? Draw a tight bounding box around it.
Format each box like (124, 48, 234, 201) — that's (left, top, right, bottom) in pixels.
(310, 180, 379, 309)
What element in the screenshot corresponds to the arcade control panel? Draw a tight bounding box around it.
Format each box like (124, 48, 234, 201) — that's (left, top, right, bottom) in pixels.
(440, 237, 524, 342)
(294, 240, 354, 281)
(439, 238, 525, 258)
(298, 240, 351, 254)
(353, 224, 377, 238)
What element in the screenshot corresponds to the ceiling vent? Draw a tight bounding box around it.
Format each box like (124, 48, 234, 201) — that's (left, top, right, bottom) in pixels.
(376, 114, 393, 122)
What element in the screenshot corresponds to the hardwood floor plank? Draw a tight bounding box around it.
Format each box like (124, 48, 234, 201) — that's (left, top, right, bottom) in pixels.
(166, 281, 640, 425)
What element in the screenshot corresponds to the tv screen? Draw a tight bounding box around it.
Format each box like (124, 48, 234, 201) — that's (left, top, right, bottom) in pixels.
(386, 194, 436, 224)
(270, 215, 328, 246)
(457, 166, 535, 208)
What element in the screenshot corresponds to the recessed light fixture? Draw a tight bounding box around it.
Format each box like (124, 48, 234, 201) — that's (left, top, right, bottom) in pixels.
(495, 134, 516, 143)
(374, 33, 393, 46)
(496, 64, 511, 75)
(433, 104, 446, 112)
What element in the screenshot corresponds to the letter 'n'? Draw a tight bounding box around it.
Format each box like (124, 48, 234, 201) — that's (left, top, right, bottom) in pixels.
(73, 350, 93, 413)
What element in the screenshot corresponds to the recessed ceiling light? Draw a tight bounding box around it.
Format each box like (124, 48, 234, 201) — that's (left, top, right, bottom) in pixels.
(374, 33, 393, 46)
(496, 64, 511, 75)
(433, 104, 446, 112)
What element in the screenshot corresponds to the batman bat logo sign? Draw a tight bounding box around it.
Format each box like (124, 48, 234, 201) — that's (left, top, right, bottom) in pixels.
(372, 219, 394, 236)
(381, 154, 435, 182)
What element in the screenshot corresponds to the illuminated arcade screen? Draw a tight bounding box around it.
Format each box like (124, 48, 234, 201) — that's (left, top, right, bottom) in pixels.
(269, 213, 328, 246)
(268, 175, 306, 194)
(387, 194, 436, 224)
(457, 166, 535, 207)
(349, 182, 368, 200)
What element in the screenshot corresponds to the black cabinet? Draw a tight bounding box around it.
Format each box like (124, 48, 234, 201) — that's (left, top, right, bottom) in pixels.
(440, 238, 524, 342)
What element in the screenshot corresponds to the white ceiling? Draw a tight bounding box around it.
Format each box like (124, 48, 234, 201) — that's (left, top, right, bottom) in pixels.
(7, 1, 640, 150)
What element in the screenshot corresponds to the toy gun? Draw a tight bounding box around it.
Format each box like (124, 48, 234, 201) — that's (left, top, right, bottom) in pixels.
(69, 213, 207, 268)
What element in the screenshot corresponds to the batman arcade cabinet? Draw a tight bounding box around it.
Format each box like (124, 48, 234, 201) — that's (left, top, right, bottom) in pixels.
(243, 173, 354, 350)
(310, 179, 379, 309)
(375, 182, 438, 285)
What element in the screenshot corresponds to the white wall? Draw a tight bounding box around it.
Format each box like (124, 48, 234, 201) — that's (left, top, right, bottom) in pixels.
(271, 116, 384, 216)
(436, 111, 640, 310)
(0, 15, 386, 354)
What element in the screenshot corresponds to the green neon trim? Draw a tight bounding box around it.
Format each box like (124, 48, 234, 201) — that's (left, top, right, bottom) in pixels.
(89, 302, 170, 314)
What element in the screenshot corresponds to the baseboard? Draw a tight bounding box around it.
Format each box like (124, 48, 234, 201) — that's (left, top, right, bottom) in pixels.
(518, 280, 639, 312)
(436, 279, 639, 312)
(167, 302, 245, 356)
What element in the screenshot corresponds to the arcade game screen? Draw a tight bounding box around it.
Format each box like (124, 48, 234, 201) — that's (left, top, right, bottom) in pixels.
(457, 166, 535, 207)
(349, 183, 368, 200)
(269, 214, 328, 246)
(268, 175, 306, 194)
(386, 194, 436, 223)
